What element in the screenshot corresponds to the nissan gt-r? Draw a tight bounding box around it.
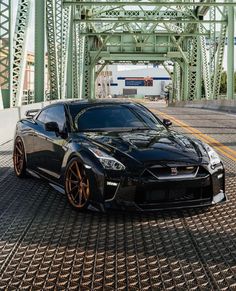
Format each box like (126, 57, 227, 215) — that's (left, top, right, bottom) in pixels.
(13, 100, 226, 211)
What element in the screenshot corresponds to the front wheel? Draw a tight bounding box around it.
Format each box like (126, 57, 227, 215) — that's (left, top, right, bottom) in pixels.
(13, 137, 27, 178)
(64, 158, 90, 210)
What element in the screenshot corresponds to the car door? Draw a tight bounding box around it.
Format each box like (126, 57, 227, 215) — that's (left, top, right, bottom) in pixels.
(33, 104, 68, 180)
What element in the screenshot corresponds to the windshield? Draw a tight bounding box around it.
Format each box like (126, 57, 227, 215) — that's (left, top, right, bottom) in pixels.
(69, 104, 165, 132)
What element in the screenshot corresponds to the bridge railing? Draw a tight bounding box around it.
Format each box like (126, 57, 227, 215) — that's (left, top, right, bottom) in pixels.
(0, 101, 51, 145)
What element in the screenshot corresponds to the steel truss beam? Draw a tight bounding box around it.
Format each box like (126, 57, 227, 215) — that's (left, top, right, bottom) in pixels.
(209, 6, 216, 77)
(95, 9, 192, 18)
(212, 8, 227, 99)
(76, 19, 226, 24)
(70, 3, 230, 101)
(35, 0, 45, 103)
(72, 22, 85, 99)
(0, 0, 12, 108)
(46, 0, 60, 100)
(64, 1, 236, 6)
(53, 1, 233, 102)
(46, 0, 71, 100)
(172, 62, 181, 101)
(188, 37, 198, 100)
(82, 37, 91, 98)
(227, 5, 234, 99)
(79, 33, 210, 36)
(55, 0, 71, 98)
(199, 24, 211, 100)
(0, 0, 232, 107)
(12, 0, 31, 107)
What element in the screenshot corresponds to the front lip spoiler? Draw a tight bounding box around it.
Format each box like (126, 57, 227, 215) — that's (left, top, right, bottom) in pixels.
(105, 195, 227, 212)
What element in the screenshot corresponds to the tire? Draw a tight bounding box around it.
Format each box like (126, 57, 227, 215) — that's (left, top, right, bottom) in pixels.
(13, 137, 27, 178)
(64, 158, 90, 210)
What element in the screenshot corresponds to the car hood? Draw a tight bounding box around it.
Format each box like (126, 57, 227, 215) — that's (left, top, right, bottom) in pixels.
(78, 129, 208, 166)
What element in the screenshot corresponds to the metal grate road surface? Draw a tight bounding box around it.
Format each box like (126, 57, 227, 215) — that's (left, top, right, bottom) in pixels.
(0, 107, 236, 290)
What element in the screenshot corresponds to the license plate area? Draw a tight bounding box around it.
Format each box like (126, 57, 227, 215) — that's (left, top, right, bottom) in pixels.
(135, 182, 211, 204)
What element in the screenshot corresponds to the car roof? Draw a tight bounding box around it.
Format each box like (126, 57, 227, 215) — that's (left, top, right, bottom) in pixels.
(62, 98, 134, 106)
(36, 99, 141, 115)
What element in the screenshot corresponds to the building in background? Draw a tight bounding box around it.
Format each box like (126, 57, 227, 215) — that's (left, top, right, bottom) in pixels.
(22, 52, 49, 104)
(0, 44, 49, 105)
(96, 65, 172, 99)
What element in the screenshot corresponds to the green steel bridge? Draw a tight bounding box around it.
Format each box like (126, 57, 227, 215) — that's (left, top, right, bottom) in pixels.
(0, 0, 235, 108)
(1, 2, 236, 289)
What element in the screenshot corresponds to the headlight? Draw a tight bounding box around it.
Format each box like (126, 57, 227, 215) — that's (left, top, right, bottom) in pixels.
(89, 147, 125, 170)
(205, 145, 221, 166)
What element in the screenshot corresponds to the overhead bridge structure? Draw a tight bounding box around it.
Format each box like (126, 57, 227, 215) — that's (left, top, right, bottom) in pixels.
(0, 0, 235, 108)
(1, 1, 236, 290)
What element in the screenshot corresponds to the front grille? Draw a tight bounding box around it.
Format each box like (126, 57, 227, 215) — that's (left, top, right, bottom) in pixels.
(148, 165, 199, 180)
(135, 184, 212, 205)
(142, 165, 210, 181)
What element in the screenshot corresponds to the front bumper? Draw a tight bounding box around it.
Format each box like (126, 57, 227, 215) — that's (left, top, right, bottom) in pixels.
(103, 164, 227, 211)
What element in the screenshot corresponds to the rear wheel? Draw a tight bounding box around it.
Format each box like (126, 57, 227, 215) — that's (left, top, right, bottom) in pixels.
(65, 158, 90, 210)
(13, 137, 27, 178)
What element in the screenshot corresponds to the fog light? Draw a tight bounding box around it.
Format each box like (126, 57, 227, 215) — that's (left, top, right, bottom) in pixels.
(107, 181, 118, 186)
(213, 191, 225, 204)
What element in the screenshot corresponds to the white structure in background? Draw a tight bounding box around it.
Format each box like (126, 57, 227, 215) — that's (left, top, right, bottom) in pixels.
(96, 65, 172, 98)
(96, 65, 112, 98)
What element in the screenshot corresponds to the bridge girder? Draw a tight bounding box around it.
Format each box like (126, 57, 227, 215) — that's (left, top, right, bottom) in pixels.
(69, 2, 233, 100)
(0, 0, 235, 107)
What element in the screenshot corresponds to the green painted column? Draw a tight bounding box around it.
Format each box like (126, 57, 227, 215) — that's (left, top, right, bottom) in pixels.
(182, 62, 189, 101)
(90, 65, 96, 99)
(0, 1, 12, 108)
(227, 6, 234, 99)
(34, 0, 45, 103)
(196, 37, 202, 100)
(66, 13, 73, 99)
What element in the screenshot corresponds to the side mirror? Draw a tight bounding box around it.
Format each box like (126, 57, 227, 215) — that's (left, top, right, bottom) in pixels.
(45, 121, 59, 132)
(25, 109, 39, 118)
(163, 119, 172, 127)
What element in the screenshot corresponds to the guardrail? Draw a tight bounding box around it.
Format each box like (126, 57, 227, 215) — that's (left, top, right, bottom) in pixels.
(0, 101, 50, 145)
(169, 98, 236, 113)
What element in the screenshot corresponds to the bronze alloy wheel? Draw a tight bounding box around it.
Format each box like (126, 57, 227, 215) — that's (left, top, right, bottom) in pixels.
(13, 137, 26, 177)
(65, 159, 90, 209)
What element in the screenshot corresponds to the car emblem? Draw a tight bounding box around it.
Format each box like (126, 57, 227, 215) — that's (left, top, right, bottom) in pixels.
(171, 167, 178, 176)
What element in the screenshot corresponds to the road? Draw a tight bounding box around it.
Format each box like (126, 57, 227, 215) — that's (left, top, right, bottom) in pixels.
(0, 104, 235, 290)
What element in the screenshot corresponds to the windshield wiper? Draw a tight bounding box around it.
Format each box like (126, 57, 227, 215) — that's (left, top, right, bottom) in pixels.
(79, 127, 150, 132)
(114, 127, 151, 132)
(130, 127, 150, 131)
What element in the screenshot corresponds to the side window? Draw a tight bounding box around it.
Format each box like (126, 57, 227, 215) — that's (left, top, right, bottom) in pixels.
(37, 105, 66, 132)
(44, 105, 66, 132)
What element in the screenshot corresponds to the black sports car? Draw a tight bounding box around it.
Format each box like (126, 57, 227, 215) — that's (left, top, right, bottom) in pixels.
(13, 100, 226, 211)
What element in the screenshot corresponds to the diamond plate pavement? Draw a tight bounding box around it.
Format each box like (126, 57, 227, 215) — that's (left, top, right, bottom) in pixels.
(0, 106, 235, 290)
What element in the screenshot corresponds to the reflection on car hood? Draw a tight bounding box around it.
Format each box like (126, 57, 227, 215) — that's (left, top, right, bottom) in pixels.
(80, 129, 208, 165)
